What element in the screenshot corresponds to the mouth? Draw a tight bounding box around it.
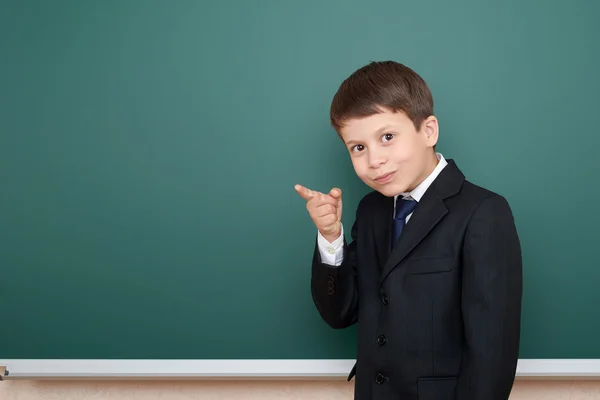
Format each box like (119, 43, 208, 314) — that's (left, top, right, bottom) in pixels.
(374, 171, 396, 184)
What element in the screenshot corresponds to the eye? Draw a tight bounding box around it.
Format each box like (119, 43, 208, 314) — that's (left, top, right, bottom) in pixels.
(382, 133, 394, 142)
(351, 144, 365, 152)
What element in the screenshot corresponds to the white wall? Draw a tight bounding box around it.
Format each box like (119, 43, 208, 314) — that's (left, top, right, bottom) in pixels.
(2, 380, 600, 399)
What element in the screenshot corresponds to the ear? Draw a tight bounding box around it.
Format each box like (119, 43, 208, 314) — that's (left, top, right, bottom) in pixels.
(421, 115, 439, 147)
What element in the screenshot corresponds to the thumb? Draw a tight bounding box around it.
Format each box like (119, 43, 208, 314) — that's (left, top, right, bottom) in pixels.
(329, 188, 342, 199)
(329, 188, 343, 221)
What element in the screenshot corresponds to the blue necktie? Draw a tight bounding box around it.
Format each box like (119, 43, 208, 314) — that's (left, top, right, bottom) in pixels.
(392, 197, 417, 247)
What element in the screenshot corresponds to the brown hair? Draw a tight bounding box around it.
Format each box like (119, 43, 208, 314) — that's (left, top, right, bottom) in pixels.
(330, 61, 434, 134)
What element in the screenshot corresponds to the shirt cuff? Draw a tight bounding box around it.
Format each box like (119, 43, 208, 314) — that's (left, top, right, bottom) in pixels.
(316, 224, 345, 266)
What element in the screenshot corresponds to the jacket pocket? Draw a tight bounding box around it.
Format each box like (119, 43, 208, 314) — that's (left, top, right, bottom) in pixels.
(417, 376, 457, 400)
(403, 257, 454, 275)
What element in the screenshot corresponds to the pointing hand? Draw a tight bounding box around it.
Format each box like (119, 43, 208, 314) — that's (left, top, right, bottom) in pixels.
(295, 184, 342, 243)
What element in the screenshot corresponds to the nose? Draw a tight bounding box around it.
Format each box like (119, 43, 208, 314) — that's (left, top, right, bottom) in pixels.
(368, 149, 386, 168)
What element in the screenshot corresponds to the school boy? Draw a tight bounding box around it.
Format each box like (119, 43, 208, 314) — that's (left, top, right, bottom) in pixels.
(295, 61, 523, 400)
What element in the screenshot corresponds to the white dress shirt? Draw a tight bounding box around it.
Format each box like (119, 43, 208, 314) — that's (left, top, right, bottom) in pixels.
(317, 153, 448, 266)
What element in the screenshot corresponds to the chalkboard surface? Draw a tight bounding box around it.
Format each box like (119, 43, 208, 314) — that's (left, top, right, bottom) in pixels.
(1, 0, 599, 360)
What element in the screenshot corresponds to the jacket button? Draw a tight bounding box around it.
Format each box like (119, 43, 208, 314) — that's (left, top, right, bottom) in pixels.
(381, 294, 389, 305)
(327, 276, 335, 295)
(377, 335, 387, 345)
(375, 373, 386, 384)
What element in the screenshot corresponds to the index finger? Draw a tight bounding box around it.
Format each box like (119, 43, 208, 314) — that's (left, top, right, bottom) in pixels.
(294, 184, 317, 201)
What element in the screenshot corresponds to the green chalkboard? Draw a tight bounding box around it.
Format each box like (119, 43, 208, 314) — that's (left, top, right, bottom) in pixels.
(1, 0, 599, 360)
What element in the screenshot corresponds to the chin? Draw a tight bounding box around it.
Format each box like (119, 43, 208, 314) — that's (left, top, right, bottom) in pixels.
(378, 181, 411, 197)
(373, 185, 398, 197)
(364, 179, 403, 197)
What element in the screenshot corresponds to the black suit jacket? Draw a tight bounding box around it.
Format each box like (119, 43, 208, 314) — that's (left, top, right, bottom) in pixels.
(311, 159, 522, 400)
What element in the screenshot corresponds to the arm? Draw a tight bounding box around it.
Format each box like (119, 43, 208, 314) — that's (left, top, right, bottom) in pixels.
(310, 212, 359, 329)
(456, 195, 523, 400)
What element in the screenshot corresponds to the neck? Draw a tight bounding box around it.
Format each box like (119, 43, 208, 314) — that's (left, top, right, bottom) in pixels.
(406, 152, 439, 192)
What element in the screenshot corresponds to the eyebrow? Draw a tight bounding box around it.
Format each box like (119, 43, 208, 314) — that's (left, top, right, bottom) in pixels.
(374, 125, 393, 135)
(345, 125, 394, 146)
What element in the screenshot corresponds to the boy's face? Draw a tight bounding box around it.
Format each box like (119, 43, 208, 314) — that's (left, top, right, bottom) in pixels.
(339, 108, 439, 198)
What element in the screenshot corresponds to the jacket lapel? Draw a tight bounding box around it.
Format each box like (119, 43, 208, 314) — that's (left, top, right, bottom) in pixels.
(380, 191, 447, 282)
(379, 159, 465, 283)
(372, 194, 394, 271)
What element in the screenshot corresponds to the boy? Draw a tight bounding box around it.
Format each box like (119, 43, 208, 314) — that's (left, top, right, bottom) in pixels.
(295, 61, 522, 400)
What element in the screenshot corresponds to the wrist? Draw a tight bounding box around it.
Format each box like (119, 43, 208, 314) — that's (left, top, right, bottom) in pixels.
(321, 230, 341, 243)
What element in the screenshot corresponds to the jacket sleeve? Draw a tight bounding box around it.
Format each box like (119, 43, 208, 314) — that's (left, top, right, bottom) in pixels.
(310, 205, 360, 330)
(456, 194, 523, 400)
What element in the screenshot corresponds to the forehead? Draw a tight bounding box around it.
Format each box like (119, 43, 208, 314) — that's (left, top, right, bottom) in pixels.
(339, 110, 414, 141)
